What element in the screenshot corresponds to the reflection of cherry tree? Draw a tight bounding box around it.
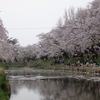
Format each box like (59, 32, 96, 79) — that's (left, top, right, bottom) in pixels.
(9, 79, 99, 100)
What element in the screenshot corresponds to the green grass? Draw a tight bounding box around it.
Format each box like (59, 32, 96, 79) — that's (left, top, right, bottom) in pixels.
(1, 53, 100, 69)
(28, 58, 54, 69)
(5, 62, 26, 68)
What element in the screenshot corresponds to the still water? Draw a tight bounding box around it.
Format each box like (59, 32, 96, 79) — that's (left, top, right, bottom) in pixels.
(9, 76, 100, 100)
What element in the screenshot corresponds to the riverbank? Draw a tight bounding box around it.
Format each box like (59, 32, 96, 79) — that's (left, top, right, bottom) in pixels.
(0, 68, 11, 100)
(5, 67, 100, 82)
(6, 65, 100, 76)
(1, 56, 100, 79)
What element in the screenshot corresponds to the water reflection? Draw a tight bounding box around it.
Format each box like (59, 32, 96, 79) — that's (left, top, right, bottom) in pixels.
(9, 77, 100, 100)
(10, 87, 41, 100)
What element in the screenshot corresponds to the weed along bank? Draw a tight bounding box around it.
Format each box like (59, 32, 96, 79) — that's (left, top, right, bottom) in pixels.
(0, 68, 11, 100)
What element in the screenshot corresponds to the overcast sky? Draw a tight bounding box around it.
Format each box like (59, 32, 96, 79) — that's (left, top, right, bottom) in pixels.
(0, 0, 93, 46)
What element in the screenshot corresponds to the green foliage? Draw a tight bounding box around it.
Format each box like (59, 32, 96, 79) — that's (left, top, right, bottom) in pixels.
(7, 37, 19, 45)
(0, 89, 9, 100)
(0, 62, 6, 68)
(0, 67, 10, 100)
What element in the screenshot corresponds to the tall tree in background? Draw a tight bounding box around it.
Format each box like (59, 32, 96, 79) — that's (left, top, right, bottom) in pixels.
(7, 37, 19, 45)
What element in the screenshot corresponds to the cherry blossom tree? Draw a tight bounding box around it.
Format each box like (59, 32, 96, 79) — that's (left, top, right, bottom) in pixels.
(15, 0, 100, 61)
(0, 18, 17, 62)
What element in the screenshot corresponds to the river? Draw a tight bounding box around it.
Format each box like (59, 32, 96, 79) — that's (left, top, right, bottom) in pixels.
(8, 75, 100, 100)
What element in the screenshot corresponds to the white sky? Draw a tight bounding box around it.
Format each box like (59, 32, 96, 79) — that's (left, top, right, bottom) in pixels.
(0, 0, 93, 46)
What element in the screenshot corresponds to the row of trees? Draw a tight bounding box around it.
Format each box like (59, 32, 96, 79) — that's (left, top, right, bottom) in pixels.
(0, 0, 100, 62)
(16, 0, 100, 61)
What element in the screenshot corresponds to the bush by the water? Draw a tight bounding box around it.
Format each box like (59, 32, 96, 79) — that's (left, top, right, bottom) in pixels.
(0, 68, 11, 100)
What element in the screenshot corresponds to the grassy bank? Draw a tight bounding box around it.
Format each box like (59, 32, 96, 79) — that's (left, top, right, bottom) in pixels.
(4, 53, 100, 68)
(2, 53, 100, 75)
(0, 68, 11, 100)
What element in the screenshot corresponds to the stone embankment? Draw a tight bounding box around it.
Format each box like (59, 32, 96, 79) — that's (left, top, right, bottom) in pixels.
(5, 67, 100, 82)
